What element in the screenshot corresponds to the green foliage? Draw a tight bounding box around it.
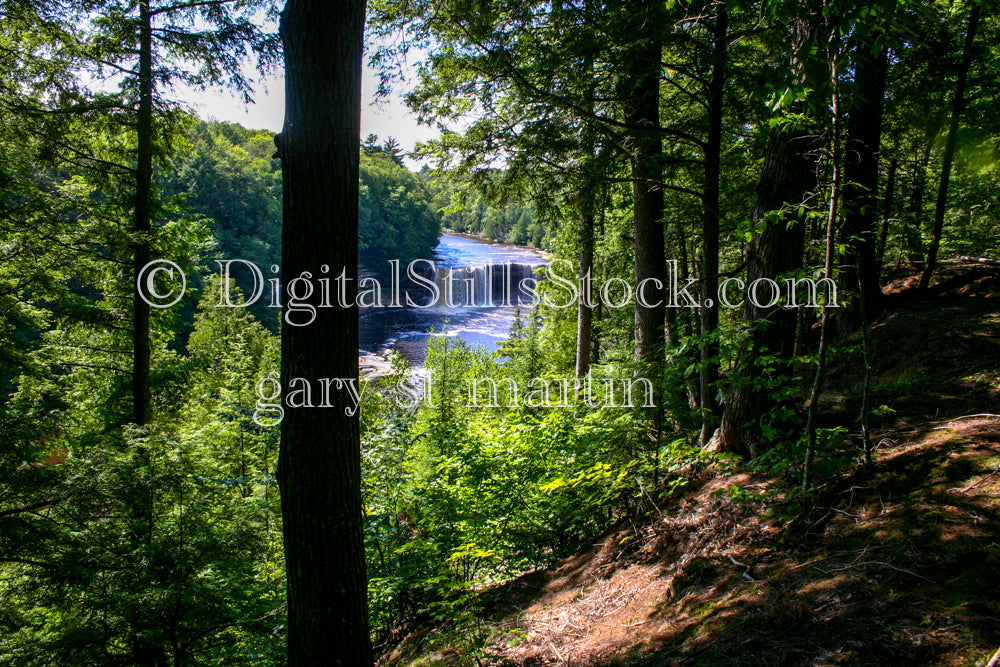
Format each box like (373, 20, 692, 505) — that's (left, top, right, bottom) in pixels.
(1, 281, 285, 665)
(4, 0, 999, 661)
(357, 323, 710, 644)
(425, 169, 546, 247)
(163, 122, 444, 330)
(360, 152, 441, 272)
(161, 121, 283, 329)
(0, 427, 284, 666)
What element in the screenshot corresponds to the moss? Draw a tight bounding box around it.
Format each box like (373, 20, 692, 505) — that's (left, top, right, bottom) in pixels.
(945, 456, 978, 482)
(669, 556, 719, 599)
(689, 598, 727, 619)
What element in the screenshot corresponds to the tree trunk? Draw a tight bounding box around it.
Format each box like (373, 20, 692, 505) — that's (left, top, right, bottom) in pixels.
(700, 3, 727, 443)
(130, 8, 160, 662)
(920, 3, 980, 292)
(838, 34, 887, 336)
(904, 132, 935, 265)
(717, 125, 815, 457)
(803, 42, 842, 492)
(717, 9, 819, 459)
(576, 188, 595, 378)
(591, 199, 604, 367)
(622, 0, 666, 367)
(576, 32, 596, 379)
(876, 156, 897, 271)
(277, 0, 372, 664)
(132, 0, 153, 427)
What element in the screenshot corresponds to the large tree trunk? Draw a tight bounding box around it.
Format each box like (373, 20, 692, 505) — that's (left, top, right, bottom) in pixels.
(622, 0, 666, 367)
(920, 4, 980, 292)
(717, 126, 816, 457)
(277, 1, 372, 664)
(700, 3, 727, 443)
(130, 8, 159, 662)
(717, 9, 819, 459)
(838, 33, 887, 336)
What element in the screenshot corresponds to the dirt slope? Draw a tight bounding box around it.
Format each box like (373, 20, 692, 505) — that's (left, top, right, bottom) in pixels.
(491, 415, 1000, 666)
(384, 262, 1000, 667)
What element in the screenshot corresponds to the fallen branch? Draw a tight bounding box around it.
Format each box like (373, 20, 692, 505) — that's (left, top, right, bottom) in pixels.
(959, 256, 1000, 266)
(960, 469, 1000, 493)
(728, 554, 761, 582)
(823, 560, 934, 583)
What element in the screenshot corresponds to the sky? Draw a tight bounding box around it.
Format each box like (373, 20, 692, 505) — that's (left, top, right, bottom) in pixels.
(181, 59, 440, 168)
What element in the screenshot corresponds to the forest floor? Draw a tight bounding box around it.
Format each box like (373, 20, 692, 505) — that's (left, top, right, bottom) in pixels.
(381, 261, 1000, 667)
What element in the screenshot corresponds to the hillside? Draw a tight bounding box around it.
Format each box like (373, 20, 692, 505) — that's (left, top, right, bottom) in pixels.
(381, 262, 1000, 667)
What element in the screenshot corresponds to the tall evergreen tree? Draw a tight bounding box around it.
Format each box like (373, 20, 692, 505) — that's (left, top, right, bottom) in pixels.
(275, 0, 373, 663)
(718, 1, 825, 458)
(83, 0, 279, 425)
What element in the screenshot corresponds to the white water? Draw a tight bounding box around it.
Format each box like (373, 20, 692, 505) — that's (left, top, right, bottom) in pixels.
(359, 234, 546, 366)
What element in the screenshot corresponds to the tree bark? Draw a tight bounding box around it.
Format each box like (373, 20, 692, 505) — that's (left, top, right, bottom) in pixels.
(876, 156, 897, 271)
(904, 131, 936, 265)
(132, 0, 153, 427)
(277, 0, 372, 664)
(576, 187, 595, 378)
(803, 43, 842, 492)
(576, 25, 596, 379)
(717, 125, 815, 458)
(700, 3, 727, 443)
(920, 3, 980, 292)
(622, 0, 666, 368)
(838, 33, 887, 336)
(717, 8, 820, 459)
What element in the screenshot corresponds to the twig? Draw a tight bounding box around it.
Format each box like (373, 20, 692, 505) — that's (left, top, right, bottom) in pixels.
(636, 476, 663, 517)
(884, 414, 1000, 432)
(728, 554, 760, 582)
(548, 640, 564, 664)
(606, 599, 632, 617)
(960, 469, 1000, 493)
(823, 560, 934, 583)
(727, 554, 750, 569)
(792, 545, 885, 572)
(792, 555, 834, 570)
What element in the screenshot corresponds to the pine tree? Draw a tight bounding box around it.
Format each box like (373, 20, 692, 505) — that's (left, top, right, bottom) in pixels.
(275, 0, 373, 663)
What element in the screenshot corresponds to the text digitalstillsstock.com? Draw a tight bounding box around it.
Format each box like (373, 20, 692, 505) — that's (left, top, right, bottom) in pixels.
(139, 258, 839, 426)
(137, 258, 840, 326)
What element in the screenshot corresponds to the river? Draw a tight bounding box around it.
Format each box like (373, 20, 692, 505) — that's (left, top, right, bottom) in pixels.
(359, 233, 547, 368)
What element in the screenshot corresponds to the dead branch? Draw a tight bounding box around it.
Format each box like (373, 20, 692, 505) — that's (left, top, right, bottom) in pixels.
(823, 560, 934, 583)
